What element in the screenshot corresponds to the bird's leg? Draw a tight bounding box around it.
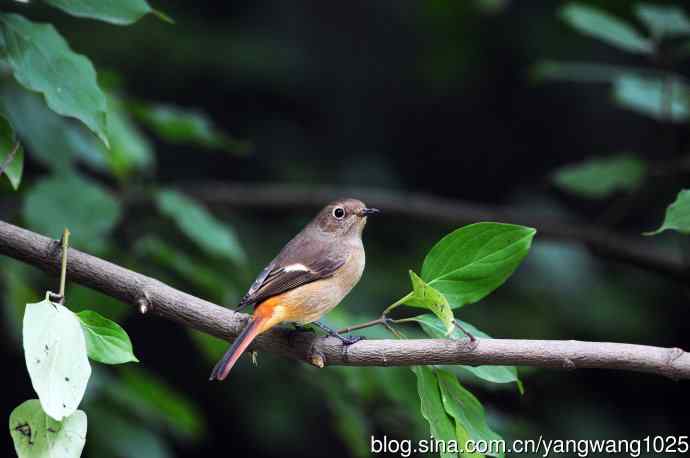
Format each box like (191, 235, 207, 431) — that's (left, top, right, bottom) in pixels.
(312, 320, 365, 345)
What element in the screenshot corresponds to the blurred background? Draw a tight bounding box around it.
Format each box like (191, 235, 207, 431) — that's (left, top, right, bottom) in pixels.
(2, 0, 689, 457)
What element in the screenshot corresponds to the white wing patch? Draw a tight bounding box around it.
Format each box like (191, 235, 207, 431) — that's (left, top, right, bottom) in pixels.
(283, 263, 310, 272)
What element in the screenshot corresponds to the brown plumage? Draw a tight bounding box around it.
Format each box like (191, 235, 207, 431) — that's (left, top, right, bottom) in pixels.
(209, 198, 378, 381)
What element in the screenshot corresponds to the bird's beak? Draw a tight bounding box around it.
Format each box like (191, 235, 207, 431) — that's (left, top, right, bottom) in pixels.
(359, 207, 380, 217)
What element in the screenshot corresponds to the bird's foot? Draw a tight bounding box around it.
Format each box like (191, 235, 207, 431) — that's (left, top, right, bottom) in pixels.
(335, 334, 366, 346)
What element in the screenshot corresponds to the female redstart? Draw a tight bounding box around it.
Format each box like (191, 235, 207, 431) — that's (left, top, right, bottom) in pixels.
(209, 198, 379, 381)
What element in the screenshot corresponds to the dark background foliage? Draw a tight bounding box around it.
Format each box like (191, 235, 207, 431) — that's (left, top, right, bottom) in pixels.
(2, 1, 689, 457)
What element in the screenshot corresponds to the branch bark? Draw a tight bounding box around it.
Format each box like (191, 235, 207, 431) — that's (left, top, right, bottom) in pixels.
(1, 219, 689, 380)
(181, 181, 688, 282)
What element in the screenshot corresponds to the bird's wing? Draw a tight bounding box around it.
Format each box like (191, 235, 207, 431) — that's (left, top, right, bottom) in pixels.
(238, 236, 347, 308)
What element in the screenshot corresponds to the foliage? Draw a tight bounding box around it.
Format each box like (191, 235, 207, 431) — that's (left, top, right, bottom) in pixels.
(10, 400, 86, 458)
(552, 155, 647, 198)
(645, 189, 690, 235)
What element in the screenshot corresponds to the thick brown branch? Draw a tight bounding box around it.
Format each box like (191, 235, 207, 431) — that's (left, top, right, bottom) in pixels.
(1, 219, 689, 380)
(181, 181, 688, 282)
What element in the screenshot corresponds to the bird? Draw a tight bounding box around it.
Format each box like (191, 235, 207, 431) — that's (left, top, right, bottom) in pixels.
(209, 198, 379, 381)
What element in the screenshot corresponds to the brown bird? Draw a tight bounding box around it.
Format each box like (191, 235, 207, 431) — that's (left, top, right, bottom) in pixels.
(209, 198, 379, 381)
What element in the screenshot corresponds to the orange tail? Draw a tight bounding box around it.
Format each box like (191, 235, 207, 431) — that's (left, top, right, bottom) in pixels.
(209, 316, 268, 381)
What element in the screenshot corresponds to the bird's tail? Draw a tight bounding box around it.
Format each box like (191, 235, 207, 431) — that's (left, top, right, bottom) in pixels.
(209, 316, 267, 381)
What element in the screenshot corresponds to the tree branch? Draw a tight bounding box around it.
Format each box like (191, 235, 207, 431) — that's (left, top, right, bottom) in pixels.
(1, 219, 689, 380)
(181, 181, 688, 282)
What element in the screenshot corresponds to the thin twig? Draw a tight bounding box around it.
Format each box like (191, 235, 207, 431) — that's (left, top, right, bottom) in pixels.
(178, 181, 687, 282)
(1, 219, 689, 379)
(58, 229, 70, 303)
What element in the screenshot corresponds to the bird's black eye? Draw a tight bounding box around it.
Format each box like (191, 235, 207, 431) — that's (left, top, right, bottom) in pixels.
(333, 207, 345, 219)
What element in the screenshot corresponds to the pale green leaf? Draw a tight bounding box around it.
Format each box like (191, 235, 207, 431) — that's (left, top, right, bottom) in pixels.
(0, 14, 109, 146)
(412, 366, 456, 458)
(560, 3, 653, 54)
(0, 113, 24, 190)
(156, 189, 245, 264)
(645, 189, 690, 235)
(133, 103, 251, 154)
(421, 222, 536, 308)
(77, 310, 139, 364)
(636, 4, 690, 40)
(552, 155, 647, 198)
(613, 75, 690, 122)
(437, 370, 505, 457)
(10, 399, 87, 458)
(23, 299, 91, 420)
(413, 314, 523, 392)
(401, 271, 454, 335)
(22, 174, 121, 251)
(44, 0, 154, 25)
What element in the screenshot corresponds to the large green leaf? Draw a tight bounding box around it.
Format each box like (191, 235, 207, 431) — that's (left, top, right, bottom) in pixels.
(77, 310, 139, 364)
(44, 0, 156, 25)
(105, 366, 205, 439)
(0, 14, 109, 146)
(23, 299, 92, 421)
(413, 314, 522, 391)
(531, 61, 655, 84)
(636, 4, 690, 40)
(156, 189, 245, 265)
(9, 399, 87, 458)
(437, 370, 504, 457)
(560, 3, 653, 54)
(0, 83, 108, 172)
(645, 189, 690, 235)
(23, 174, 121, 251)
(105, 94, 154, 178)
(0, 113, 24, 189)
(399, 271, 454, 335)
(412, 366, 456, 458)
(613, 75, 690, 122)
(133, 103, 251, 154)
(87, 405, 173, 458)
(552, 155, 647, 199)
(420, 223, 536, 308)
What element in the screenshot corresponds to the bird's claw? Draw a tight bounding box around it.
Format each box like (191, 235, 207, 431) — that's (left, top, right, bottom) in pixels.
(337, 334, 366, 346)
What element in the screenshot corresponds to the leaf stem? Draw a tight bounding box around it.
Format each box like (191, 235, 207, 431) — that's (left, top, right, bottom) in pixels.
(58, 228, 70, 304)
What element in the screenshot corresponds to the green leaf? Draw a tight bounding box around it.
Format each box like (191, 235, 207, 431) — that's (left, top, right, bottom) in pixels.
(560, 3, 653, 54)
(613, 75, 690, 122)
(412, 366, 457, 458)
(43, 0, 156, 26)
(636, 4, 690, 40)
(10, 399, 87, 458)
(0, 13, 109, 146)
(23, 299, 92, 421)
(133, 103, 252, 154)
(156, 189, 245, 264)
(77, 310, 139, 364)
(0, 83, 109, 172)
(645, 189, 690, 235)
(23, 174, 121, 251)
(531, 61, 652, 84)
(437, 370, 505, 457)
(134, 236, 233, 297)
(0, 113, 24, 190)
(106, 366, 205, 439)
(552, 155, 647, 199)
(105, 94, 154, 178)
(421, 222, 536, 308)
(87, 405, 174, 458)
(413, 314, 523, 392)
(400, 271, 454, 335)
